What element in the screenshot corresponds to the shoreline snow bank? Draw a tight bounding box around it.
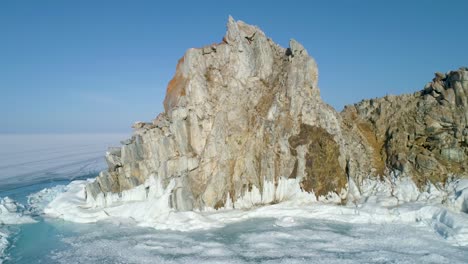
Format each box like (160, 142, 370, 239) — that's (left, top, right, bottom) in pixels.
(42, 176, 468, 246)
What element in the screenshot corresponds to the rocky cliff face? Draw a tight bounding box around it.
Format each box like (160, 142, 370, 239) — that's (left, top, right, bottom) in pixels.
(85, 17, 468, 211)
(342, 68, 468, 187)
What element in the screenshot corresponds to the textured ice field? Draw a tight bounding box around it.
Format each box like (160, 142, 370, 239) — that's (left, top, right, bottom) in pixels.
(5, 209, 468, 264)
(0, 134, 126, 191)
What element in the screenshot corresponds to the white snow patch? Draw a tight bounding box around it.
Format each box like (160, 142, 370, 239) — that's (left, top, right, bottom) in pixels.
(275, 216, 297, 227)
(0, 197, 36, 225)
(446, 179, 468, 213)
(27, 185, 67, 215)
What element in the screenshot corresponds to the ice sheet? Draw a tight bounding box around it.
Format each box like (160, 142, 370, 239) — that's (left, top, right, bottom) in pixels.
(0, 229, 7, 264)
(0, 134, 126, 191)
(45, 218, 468, 263)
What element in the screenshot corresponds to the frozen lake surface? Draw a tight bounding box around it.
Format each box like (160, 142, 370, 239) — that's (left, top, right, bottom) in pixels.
(1, 134, 467, 263)
(0, 134, 126, 191)
(7, 209, 468, 264)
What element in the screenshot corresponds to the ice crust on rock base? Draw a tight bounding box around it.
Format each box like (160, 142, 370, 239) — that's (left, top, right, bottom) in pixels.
(76, 176, 317, 217)
(43, 176, 468, 246)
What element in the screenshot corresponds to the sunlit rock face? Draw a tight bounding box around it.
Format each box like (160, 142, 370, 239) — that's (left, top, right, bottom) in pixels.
(341, 68, 468, 186)
(86, 16, 347, 210)
(86, 17, 468, 211)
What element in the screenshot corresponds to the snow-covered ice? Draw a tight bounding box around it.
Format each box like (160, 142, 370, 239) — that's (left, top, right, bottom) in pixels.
(5, 178, 468, 263)
(0, 230, 8, 264)
(27, 185, 67, 216)
(42, 174, 468, 247)
(0, 197, 35, 225)
(0, 197, 36, 264)
(13, 182, 468, 264)
(38, 217, 468, 263)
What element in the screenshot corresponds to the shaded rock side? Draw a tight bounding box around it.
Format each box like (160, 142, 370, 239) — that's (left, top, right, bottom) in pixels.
(342, 68, 468, 187)
(86, 17, 347, 210)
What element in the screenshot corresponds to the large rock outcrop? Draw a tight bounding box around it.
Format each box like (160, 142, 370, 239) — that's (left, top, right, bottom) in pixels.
(342, 68, 468, 187)
(85, 17, 468, 211)
(86, 17, 347, 210)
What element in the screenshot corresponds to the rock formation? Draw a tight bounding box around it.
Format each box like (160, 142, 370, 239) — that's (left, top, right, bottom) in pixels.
(85, 17, 467, 211)
(342, 68, 468, 187)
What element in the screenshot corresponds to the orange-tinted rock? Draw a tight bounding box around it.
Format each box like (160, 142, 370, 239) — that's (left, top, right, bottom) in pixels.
(163, 57, 187, 112)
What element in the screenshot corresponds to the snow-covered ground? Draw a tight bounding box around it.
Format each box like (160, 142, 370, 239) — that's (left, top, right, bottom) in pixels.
(0, 134, 126, 191)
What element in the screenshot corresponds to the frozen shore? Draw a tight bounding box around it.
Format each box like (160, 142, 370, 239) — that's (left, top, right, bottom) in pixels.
(43, 175, 468, 246)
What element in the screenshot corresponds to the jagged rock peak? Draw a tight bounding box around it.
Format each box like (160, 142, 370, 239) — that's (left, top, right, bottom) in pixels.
(162, 16, 319, 114)
(421, 67, 468, 107)
(225, 15, 263, 45)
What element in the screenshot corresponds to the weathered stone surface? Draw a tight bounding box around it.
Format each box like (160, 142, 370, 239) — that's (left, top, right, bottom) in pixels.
(132, 121, 146, 129)
(86, 17, 346, 210)
(86, 17, 468, 211)
(342, 68, 468, 187)
(288, 124, 346, 196)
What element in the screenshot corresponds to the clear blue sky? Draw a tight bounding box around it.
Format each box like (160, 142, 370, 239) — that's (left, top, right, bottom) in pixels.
(1, 0, 467, 133)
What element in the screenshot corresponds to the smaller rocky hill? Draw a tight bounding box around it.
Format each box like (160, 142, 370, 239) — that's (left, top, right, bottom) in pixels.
(342, 68, 468, 187)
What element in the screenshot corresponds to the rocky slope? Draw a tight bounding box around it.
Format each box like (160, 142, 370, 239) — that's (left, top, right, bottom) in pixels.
(85, 17, 467, 211)
(342, 68, 468, 187)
